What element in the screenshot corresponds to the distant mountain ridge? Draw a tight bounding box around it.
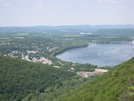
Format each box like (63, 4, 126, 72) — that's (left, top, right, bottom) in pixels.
(0, 24, 134, 31)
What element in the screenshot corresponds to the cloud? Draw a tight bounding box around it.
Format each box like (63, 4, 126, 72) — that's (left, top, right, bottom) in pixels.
(16, 15, 19, 17)
(52, 14, 57, 17)
(54, 4, 64, 8)
(4, 3, 12, 6)
(35, 2, 43, 7)
(98, 0, 128, 10)
(98, 0, 118, 3)
(105, 0, 110, 2)
(110, 1, 118, 4)
(118, 5, 127, 9)
(35, 4, 43, 7)
(107, 5, 127, 9)
(98, 0, 110, 2)
(98, 0, 104, 2)
(25, 15, 30, 18)
(81, 6, 87, 9)
(71, 12, 75, 15)
(39, 2, 42, 4)
(125, 0, 133, 1)
(107, 5, 115, 9)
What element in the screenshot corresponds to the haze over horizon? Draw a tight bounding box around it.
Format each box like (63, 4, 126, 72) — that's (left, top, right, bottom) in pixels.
(0, 0, 134, 27)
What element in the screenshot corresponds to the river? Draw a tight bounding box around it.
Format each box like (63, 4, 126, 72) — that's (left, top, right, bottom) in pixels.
(56, 44, 134, 67)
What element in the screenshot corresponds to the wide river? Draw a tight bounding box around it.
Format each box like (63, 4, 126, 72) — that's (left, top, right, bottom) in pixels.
(56, 44, 134, 67)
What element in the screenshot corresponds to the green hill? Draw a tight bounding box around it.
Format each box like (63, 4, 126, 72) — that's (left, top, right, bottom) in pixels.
(1, 56, 134, 101)
(0, 56, 75, 101)
(56, 58, 134, 101)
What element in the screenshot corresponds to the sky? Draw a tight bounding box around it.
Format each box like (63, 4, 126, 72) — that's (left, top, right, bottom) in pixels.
(0, 0, 134, 27)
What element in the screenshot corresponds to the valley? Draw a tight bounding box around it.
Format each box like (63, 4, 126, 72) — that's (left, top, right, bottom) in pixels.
(0, 25, 134, 101)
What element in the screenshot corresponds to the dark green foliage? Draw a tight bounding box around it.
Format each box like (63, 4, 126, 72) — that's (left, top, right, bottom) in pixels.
(0, 56, 75, 101)
(72, 63, 97, 72)
(22, 76, 95, 101)
(56, 58, 134, 101)
(120, 78, 134, 101)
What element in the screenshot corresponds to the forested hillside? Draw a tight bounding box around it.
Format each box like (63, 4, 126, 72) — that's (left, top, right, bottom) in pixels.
(56, 58, 134, 101)
(0, 56, 76, 101)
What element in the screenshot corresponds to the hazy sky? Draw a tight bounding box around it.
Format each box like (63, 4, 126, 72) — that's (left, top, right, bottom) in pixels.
(0, 0, 134, 27)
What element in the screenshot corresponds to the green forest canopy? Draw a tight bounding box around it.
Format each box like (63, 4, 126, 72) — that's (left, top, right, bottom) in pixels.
(0, 56, 75, 101)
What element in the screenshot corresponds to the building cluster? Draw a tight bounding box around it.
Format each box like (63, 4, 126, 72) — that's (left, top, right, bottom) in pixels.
(48, 47, 59, 52)
(21, 55, 52, 65)
(27, 50, 38, 54)
(32, 57, 52, 65)
(128, 40, 134, 44)
(4, 48, 53, 65)
(22, 55, 30, 61)
(77, 69, 108, 77)
(0, 42, 6, 45)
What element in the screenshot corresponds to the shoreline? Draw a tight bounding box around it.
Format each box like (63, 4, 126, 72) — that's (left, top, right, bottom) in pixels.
(53, 44, 89, 57)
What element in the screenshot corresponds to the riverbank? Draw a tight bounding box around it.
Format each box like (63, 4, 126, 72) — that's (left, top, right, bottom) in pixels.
(53, 44, 89, 57)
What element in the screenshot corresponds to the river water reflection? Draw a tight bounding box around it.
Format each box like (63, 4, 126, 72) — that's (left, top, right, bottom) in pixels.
(56, 44, 134, 67)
